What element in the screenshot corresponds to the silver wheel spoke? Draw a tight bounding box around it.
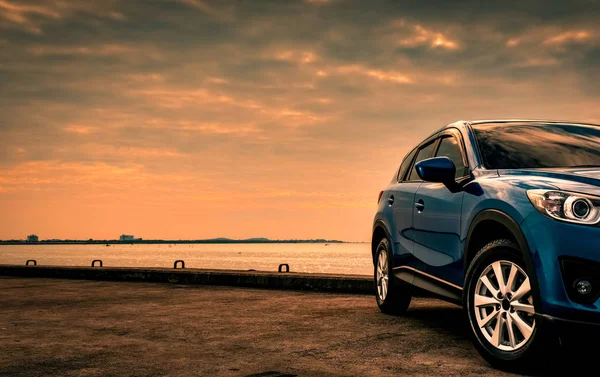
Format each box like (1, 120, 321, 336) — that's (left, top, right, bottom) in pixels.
(505, 314, 517, 348)
(505, 264, 518, 295)
(376, 251, 389, 301)
(490, 314, 504, 347)
(480, 309, 500, 328)
(480, 275, 499, 298)
(491, 261, 506, 295)
(510, 311, 533, 339)
(512, 302, 535, 314)
(512, 277, 531, 301)
(474, 294, 497, 307)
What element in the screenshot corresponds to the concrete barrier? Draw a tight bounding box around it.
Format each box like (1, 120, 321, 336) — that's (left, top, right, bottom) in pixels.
(0, 265, 374, 295)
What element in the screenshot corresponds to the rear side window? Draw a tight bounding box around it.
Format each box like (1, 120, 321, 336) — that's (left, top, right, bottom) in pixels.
(436, 136, 468, 178)
(408, 141, 437, 181)
(397, 148, 417, 181)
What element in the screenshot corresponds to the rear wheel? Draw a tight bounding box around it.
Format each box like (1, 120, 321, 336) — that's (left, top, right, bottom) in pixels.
(464, 239, 550, 370)
(374, 238, 411, 315)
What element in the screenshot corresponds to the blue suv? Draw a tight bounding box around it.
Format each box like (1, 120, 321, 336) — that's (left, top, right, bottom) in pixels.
(372, 120, 600, 368)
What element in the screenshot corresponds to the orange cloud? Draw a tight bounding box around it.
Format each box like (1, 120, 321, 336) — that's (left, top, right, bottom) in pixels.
(506, 38, 520, 47)
(507, 28, 595, 48)
(0, 0, 124, 34)
(399, 25, 459, 50)
(0, 0, 60, 33)
(544, 30, 592, 45)
(322, 64, 414, 84)
(179, 0, 234, 21)
(27, 43, 162, 60)
(274, 50, 318, 64)
(63, 125, 97, 134)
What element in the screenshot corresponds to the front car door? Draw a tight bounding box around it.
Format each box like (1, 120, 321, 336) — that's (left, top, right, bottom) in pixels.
(388, 141, 437, 267)
(411, 129, 470, 287)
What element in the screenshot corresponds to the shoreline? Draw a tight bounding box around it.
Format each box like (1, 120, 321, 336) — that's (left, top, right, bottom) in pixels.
(0, 240, 360, 246)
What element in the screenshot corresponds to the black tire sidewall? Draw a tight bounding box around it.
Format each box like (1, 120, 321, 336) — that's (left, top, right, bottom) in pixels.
(464, 242, 542, 366)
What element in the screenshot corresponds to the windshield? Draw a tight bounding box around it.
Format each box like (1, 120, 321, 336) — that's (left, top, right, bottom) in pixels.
(472, 122, 600, 169)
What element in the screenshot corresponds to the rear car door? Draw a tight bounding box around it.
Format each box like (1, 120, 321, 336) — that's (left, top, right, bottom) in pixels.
(411, 129, 469, 286)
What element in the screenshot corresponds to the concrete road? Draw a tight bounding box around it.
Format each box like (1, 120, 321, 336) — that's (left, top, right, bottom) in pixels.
(0, 277, 592, 376)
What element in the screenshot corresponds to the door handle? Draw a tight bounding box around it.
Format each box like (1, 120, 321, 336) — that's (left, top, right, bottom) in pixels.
(415, 199, 425, 212)
(388, 195, 395, 205)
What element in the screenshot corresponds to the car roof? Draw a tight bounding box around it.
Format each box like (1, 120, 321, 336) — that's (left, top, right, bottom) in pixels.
(419, 119, 600, 145)
(422, 119, 600, 147)
(428, 119, 600, 137)
(467, 119, 600, 127)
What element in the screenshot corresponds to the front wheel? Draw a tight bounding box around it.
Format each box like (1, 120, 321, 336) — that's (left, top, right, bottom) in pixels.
(374, 238, 411, 315)
(464, 239, 552, 370)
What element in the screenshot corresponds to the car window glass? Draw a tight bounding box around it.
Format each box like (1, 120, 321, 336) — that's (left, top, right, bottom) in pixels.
(436, 136, 468, 178)
(397, 148, 417, 181)
(408, 141, 437, 181)
(473, 123, 600, 169)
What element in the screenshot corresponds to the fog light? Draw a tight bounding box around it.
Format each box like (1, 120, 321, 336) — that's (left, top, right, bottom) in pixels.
(575, 279, 592, 295)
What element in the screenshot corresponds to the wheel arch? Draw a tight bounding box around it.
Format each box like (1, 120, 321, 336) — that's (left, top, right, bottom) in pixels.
(372, 220, 391, 264)
(464, 209, 542, 311)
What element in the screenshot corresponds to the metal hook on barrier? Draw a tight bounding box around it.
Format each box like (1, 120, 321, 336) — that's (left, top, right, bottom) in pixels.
(174, 260, 185, 269)
(92, 260, 103, 267)
(278, 263, 290, 273)
(26, 260, 37, 266)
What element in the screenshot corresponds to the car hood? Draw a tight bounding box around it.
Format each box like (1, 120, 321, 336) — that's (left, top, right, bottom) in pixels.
(498, 167, 600, 194)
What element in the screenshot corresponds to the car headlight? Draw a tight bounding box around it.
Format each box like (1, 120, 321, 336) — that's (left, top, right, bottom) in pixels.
(527, 189, 600, 225)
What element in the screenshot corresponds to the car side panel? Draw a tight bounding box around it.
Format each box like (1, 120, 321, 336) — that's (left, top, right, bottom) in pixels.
(457, 176, 558, 285)
(373, 182, 418, 258)
(411, 182, 465, 282)
(388, 182, 421, 266)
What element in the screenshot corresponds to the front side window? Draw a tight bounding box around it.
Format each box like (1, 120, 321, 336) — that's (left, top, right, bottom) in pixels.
(408, 141, 437, 181)
(397, 148, 417, 181)
(436, 136, 468, 178)
(473, 123, 600, 169)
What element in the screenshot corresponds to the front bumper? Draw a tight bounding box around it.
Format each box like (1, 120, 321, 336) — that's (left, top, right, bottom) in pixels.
(538, 313, 600, 342)
(538, 313, 600, 328)
(521, 210, 600, 324)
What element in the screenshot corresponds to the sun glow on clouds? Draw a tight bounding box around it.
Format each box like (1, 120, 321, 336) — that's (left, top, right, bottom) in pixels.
(0, 0, 125, 34)
(275, 50, 318, 64)
(63, 125, 97, 134)
(398, 25, 459, 50)
(0, 0, 60, 34)
(507, 29, 594, 48)
(544, 30, 592, 45)
(316, 65, 413, 84)
(0, 0, 599, 240)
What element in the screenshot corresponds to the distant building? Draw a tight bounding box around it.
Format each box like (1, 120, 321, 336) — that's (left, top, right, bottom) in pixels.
(120, 234, 135, 241)
(119, 234, 142, 242)
(27, 234, 39, 243)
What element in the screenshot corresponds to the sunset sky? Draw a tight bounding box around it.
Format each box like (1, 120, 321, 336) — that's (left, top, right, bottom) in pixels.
(1, 0, 599, 241)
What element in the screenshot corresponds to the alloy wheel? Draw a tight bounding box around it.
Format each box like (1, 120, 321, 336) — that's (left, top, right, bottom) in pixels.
(376, 250, 389, 301)
(474, 260, 536, 351)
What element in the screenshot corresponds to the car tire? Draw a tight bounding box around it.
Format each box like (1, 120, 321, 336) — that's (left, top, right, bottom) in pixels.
(374, 237, 411, 315)
(464, 239, 552, 371)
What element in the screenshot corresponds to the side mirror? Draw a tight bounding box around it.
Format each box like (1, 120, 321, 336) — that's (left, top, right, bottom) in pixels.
(416, 157, 456, 184)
